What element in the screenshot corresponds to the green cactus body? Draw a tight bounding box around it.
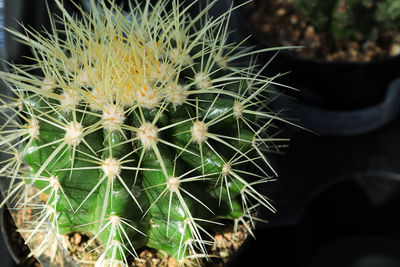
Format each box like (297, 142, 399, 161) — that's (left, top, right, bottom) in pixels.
(293, 0, 400, 40)
(0, 0, 282, 265)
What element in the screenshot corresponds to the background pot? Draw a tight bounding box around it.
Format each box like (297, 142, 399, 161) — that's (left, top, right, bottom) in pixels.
(235, 0, 400, 137)
(229, 1, 400, 267)
(237, 0, 400, 111)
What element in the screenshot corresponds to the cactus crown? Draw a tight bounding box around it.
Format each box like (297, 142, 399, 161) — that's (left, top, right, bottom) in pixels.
(293, 0, 400, 40)
(0, 0, 285, 265)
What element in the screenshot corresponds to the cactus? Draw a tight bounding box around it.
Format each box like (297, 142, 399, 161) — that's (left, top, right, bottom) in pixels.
(0, 0, 287, 265)
(293, 0, 400, 40)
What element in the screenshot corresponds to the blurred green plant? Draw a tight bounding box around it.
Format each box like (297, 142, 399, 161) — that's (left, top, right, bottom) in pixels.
(293, 0, 400, 40)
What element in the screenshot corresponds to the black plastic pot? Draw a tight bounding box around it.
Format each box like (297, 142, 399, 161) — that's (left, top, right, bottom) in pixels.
(259, 48, 400, 111)
(271, 76, 400, 136)
(236, 1, 400, 111)
(0, 210, 16, 267)
(0, 208, 38, 267)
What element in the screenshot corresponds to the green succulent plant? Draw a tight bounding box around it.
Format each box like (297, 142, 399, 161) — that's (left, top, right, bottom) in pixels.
(293, 0, 400, 40)
(0, 0, 287, 265)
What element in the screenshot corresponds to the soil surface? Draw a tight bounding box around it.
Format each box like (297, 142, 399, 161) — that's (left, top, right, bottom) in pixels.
(243, 0, 400, 62)
(68, 222, 249, 267)
(5, 207, 249, 267)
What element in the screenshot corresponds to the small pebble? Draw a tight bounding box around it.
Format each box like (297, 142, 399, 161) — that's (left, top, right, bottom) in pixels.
(349, 48, 358, 58)
(167, 257, 178, 267)
(73, 233, 82, 245)
(276, 8, 286, 16)
(390, 44, 400, 56)
(290, 14, 298, 24)
(304, 25, 315, 40)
